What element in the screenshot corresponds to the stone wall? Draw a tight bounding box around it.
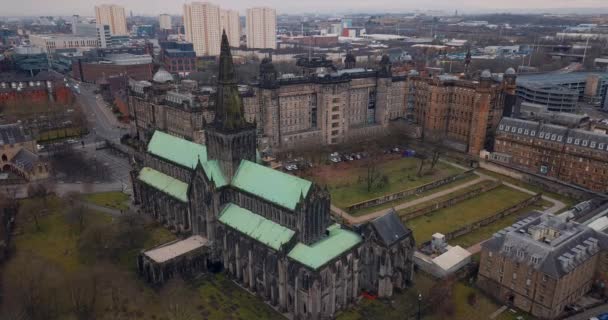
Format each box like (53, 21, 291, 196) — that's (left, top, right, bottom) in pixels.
(346, 169, 475, 212)
(400, 181, 502, 221)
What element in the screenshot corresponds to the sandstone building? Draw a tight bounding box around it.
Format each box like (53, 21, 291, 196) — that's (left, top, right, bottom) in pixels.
(132, 33, 415, 320)
(492, 117, 608, 193)
(478, 212, 608, 319)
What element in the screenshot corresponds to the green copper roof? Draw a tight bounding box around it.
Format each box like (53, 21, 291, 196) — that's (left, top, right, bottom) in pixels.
(219, 203, 295, 251)
(147, 131, 207, 169)
(138, 167, 189, 203)
(201, 160, 228, 188)
(232, 160, 312, 210)
(287, 224, 362, 270)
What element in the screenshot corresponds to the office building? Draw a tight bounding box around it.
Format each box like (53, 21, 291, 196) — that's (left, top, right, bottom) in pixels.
(491, 117, 608, 193)
(29, 34, 98, 53)
(159, 41, 197, 75)
(478, 212, 608, 319)
(220, 9, 240, 47)
(97, 25, 112, 48)
(183, 2, 221, 56)
(159, 14, 172, 30)
(72, 53, 153, 83)
(95, 4, 128, 36)
(246, 7, 276, 49)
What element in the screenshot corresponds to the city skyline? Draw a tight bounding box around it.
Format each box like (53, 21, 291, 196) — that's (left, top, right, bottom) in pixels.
(1, 0, 608, 17)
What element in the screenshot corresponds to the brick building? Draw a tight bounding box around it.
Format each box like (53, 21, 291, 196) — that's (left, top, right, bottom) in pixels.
(159, 41, 197, 76)
(478, 212, 608, 319)
(0, 71, 72, 106)
(492, 117, 608, 193)
(72, 53, 153, 83)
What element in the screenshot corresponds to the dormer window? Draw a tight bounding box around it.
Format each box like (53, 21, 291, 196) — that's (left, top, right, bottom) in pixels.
(505, 125, 510, 131)
(557, 136, 563, 142)
(590, 141, 596, 148)
(518, 128, 523, 134)
(524, 129, 529, 135)
(582, 140, 588, 147)
(567, 137, 573, 143)
(511, 127, 516, 133)
(531, 130, 536, 136)
(575, 139, 580, 145)
(599, 143, 605, 150)
(539, 132, 545, 138)
(551, 134, 556, 141)
(499, 124, 504, 130)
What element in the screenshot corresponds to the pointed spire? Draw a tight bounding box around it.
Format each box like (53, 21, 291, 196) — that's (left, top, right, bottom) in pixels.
(218, 29, 236, 85)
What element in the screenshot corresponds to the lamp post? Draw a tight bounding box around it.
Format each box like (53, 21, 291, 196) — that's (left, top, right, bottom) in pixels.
(417, 293, 422, 320)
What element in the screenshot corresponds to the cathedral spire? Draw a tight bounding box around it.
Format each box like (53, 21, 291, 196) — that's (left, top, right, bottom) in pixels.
(213, 30, 248, 131)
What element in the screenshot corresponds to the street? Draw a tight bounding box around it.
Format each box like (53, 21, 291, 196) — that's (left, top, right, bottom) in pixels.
(564, 303, 608, 320)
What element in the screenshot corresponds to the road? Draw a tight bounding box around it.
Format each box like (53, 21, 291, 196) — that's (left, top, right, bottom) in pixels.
(564, 303, 608, 320)
(72, 81, 129, 144)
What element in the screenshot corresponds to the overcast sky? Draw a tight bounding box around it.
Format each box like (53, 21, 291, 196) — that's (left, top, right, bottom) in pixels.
(2, 0, 608, 17)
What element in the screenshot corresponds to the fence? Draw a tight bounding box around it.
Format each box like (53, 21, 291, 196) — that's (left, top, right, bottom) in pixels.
(417, 193, 542, 249)
(346, 169, 476, 212)
(400, 181, 502, 221)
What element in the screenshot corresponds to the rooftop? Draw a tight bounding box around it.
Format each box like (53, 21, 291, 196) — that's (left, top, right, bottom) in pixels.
(137, 167, 189, 203)
(147, 131, 207, 169)
(288, 224, 362, 270)
(144, 235, 208, 263)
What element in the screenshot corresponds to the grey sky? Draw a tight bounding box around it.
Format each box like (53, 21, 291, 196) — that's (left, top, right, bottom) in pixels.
(2, 0, 607, 17)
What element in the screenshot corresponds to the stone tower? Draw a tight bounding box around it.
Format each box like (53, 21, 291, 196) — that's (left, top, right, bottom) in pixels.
(205, 30, 257, 180)
(344, 52, 356, 69)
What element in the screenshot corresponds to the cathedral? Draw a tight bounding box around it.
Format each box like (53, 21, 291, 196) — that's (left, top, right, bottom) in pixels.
(132, 32, 415, 320)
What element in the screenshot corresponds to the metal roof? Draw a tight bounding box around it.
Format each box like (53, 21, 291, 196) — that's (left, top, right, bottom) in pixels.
(232, 160, 312, 211)
(370, 210, 412, 247)
(147, 131, 207, 169)
(288, 224, 362, 270)
(144, 236, 208, 263)
(219, 203, 295, 251)
(137, 167, 189, 203)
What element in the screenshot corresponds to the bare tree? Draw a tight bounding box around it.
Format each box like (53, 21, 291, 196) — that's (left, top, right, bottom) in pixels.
(65, 201, 87, 234)
(416, 154, 428, 177)
(19, 197, 44, 232)
(160, 278, 198, 320)
(68, 269, 100, 320)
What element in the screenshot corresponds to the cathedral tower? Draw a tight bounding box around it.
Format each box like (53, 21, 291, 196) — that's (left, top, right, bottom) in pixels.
(205, 30, 257, 180)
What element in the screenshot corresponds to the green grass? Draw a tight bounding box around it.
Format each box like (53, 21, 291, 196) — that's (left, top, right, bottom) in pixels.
(451, 201, 549, 248)
(311, 157, 464, 209)
(6, 196, 282, 320)
(477, 168, 578, 209)
(403, 185, 533, 244)
(336, 272, 522, 320)
(82, 191, 130, 211)
(349, 173, 479, 216)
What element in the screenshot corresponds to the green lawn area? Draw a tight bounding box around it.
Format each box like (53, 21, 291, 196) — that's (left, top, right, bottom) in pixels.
(451, 201, 550, 248)
(349, 173, 479, 216)
(336, 272, 523, 320)
(3, 196, 283, 320)
(477, 168, 578, 210)
(308, 156, 464, 209)
(403, 185, 534, 244)
(82, 191, 130, 211)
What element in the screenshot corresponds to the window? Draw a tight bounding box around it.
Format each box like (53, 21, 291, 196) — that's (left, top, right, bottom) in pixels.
(505, 125, 511, 131)
(590, 141, 596, 148)
(517, 250, 524, 258)
(582, 140, 589, 147)
(557, 136, 563, 142)
(542, 274, 548, 282)
(526, 279, 531, 286)
(524, 129, 529, 135)
(539, 132, 545, 138)
(599, 143, 605, 150)
(513, 273, 517, 280)
(518, 128, 523, 134)
(551, 134, 556, 141)
(488, 251, 493, 257)
(575, 139, 580, 145)
(499, 124, 504, 130)
(567, 137, 573, 143)
(511, 127, 516, 133)
(531, 130, 536, 136)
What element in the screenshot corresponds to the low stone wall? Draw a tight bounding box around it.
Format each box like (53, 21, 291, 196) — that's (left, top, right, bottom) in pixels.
(417, 193, 542, 249)
(480, 160, 602, 200)
(346, 169, 475, 212)
(400, 181, 502, 221)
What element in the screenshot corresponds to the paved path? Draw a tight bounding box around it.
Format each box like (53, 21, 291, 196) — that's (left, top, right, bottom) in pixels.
(333, 159, 567, 227)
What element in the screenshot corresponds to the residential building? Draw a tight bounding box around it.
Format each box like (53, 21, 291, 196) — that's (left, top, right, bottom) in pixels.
(220, 9, 240, 47)
(132, 33, 415, 319)
(246, 7, 276, 49)
(29, 34, 98, 53)
(159, 14, 172, 30)
(492, 117, 608, 193)
(478, 212, 608, 319)
(95, 4, 128, 36)
(183, 2, 221, 56)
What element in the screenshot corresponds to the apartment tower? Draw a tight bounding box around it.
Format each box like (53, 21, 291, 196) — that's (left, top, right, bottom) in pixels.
(159, 14, 172, 30)
(95, 4, 128, 36)
(183, 2, 221, 56)
(246, 7, 276, 49)
(220, 9, 240, 47)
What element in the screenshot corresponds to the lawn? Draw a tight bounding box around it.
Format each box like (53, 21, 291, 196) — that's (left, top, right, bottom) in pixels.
(451, 201, 550, 248)
(403, 185, 534, 244)
(3, 196, 283, 320)
(349, 173, 480, 216)
(306, 155, 464, 209)
(82, 191, 130, 211)
(477, 168, 578, 210)
(336, 272, 522, 320)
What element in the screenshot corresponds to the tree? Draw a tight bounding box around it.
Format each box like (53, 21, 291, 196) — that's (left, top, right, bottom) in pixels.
(364, 156, 383, 192)
(65, 201, 87, 234)
(68, 269, 100, 320)
(19, 198, 44, 232)
(160, 278, 198, 320)
(416, 154, 428, 177)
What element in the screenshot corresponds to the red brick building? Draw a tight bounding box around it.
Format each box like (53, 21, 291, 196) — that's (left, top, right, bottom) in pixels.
(0, 71, 72, 106)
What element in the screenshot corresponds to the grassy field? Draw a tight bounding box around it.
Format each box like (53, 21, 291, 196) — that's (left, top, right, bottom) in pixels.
(477, 168, 578, 210)
(2, 196, 283, 319)
(403, 185, 534, 244)
(450, 200, 550, 248)
(82, 191, 130, 211)
(349, 173, 479, 216)
(337, 272, 521, 320)
(306, 156, 464, 209)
